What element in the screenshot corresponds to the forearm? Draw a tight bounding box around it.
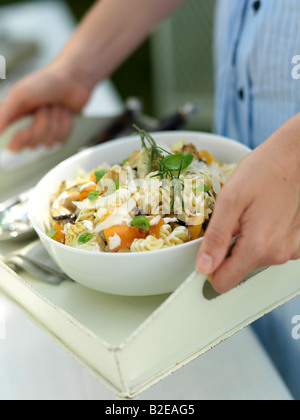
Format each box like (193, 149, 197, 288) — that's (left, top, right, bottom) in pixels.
(54, 0, 187, 89)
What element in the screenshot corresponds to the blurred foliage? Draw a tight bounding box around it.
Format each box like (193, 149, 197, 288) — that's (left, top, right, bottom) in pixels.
(0, 0, 154, 114)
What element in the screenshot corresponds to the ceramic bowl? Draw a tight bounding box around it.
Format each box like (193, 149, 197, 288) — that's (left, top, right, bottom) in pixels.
(29, 131, 251, 296)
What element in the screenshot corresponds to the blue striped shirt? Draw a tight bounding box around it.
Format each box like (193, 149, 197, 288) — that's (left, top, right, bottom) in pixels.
(214, 0, 300, 400)
(214, 0, 300, 149)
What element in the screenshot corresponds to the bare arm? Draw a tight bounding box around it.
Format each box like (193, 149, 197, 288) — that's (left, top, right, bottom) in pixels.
(0, 0, 187, 150)
(60, 0, 188, 89)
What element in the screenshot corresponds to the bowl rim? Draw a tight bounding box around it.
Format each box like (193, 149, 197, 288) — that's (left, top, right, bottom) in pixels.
(28, 130, 251, 258)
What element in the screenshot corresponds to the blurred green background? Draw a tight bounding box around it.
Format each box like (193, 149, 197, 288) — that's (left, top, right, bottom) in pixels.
(0, 0, 216, 130)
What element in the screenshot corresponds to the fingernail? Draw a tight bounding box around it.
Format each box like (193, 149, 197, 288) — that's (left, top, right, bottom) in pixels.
(196, 253, 214, 274)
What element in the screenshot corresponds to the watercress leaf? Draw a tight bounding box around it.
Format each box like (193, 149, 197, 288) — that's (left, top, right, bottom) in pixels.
(162, 153, 182, 170)
(95, 170, 107, 183)
(130, 215, 150, 232)
(181, 153, 194, 170)
(78, 232, 95, 244)
(163, 153, 194, 171)
(194, 184, 211, 193)
(115, 179, 120, 190)
(47, 227, 57, 239)
(88, 190, 100, 201)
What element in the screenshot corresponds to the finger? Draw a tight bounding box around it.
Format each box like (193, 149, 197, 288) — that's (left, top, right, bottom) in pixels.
(7, 128, 32, 151)
(0, 84, 34, 133)
(233, 221, 241, 237)
(42, 106, 72, 148)
(291, 232, 300, 261)
(0, 72, 60, 133)
(7, 108, 51, 150)
(196, 189, 246, 275)
(54, 107, 73, 144)
(208, 235, 261, 294)
(27, 107, 52, 148)
(42, 106, 61, 148)
(7, 106, 73, 151)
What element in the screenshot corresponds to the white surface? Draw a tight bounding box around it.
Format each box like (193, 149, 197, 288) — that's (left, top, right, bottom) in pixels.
(29, 131, 251, 296)
(0, 0, 293, 401)
(0, 292, 292, 400)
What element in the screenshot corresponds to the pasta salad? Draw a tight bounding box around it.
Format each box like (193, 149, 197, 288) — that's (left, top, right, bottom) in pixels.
(46, 130, 237, 253)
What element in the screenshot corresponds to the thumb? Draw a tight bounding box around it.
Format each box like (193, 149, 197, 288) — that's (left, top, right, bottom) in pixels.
(196, 193, 245, 275)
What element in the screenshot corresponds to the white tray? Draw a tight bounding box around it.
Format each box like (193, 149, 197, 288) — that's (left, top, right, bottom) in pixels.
(1, 113, 300, 398)
(1, 240, 300, 399)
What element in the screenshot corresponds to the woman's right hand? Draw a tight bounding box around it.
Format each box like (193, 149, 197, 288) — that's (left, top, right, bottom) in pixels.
(0, 61, 93, 151)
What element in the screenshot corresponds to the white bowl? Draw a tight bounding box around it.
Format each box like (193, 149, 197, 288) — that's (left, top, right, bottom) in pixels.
(29, 131, 251, 296)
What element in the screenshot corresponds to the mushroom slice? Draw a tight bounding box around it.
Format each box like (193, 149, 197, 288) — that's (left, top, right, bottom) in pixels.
(182, 143, 198, 160)
(50, 186, 81, 221)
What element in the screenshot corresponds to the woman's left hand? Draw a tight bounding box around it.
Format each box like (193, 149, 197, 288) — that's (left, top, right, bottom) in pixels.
(196, 114, 300, 294)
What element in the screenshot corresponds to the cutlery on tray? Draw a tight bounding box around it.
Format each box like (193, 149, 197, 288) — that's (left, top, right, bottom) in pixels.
(0, 188, 35, 242)
(1, 240, 73, 285)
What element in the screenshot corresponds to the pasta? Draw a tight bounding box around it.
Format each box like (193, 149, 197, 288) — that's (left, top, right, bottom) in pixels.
(162, 226, 189, 248)
(65, 222, 102, 251)
(158, 223, 172, 241)
(46, 134, 237, 253)
(130, 235, 165, 252)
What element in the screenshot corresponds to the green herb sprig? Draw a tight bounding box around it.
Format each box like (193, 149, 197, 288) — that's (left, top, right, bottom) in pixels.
(133, 125, 194, 212)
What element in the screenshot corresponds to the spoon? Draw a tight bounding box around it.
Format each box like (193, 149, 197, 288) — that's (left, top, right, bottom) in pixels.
(2, 245, 73, 284)
(0, 188, 35, 241)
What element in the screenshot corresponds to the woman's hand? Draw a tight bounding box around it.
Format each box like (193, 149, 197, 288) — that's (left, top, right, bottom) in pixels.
(0, 61, 92, 150)
(0, 0, 188, 152)
(196, 114, 300, 294)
